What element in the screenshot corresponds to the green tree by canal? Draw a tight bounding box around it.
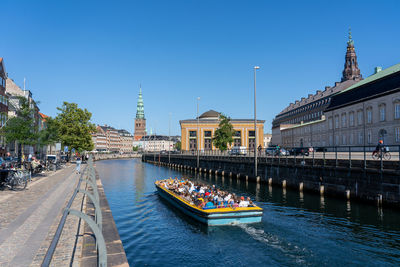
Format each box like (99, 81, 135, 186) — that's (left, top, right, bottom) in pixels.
(3, 96, 38, 152)
(55, 102, 96, 152)
(38, 116, 61, 153)
(212, 114, 235, 151)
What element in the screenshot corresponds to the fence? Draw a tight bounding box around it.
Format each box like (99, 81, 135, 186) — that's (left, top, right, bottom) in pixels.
(41, 156, 107, 267)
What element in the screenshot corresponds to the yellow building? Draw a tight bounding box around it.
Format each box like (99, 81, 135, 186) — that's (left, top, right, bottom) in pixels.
(180, 110, 265, 151)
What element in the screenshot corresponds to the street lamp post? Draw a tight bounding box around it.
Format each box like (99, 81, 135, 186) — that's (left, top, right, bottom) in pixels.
(254, 66, 260, 177)
(197, 97, 200, 168)
(168, 113, 171, 163)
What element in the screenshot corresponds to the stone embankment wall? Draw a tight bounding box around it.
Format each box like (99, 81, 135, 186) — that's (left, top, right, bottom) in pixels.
(93, 153, 141, 161)
(143, 154, 400, 207)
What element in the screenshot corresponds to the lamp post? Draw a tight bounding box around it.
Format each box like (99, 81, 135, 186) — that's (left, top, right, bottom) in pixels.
(168, 112, 171, 163)
(254, 66, 260, 177)
(197, 97, 200, 168)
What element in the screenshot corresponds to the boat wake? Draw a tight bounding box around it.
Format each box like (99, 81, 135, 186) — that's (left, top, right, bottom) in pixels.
(237, 224, 311, 265)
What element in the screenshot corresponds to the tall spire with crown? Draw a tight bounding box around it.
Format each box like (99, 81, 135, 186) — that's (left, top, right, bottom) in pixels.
(341, 27, 362, 82)
(136, 85, 145, 119)
(134, 85, 146, 141)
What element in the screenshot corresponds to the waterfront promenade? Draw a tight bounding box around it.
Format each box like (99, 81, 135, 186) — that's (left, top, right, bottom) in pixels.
(0, 165, 82, 266)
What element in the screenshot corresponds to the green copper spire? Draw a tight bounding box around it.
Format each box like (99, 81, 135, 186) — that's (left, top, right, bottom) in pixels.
(347, 27, 354, 45)
(136, 85, 145, 119)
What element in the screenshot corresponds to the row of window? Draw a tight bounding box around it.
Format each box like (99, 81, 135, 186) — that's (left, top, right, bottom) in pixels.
(328, 128, 400, 145)
(277, 98, 330, 122)
(189, 130, 255, 138)
(329, 103, 400, 129)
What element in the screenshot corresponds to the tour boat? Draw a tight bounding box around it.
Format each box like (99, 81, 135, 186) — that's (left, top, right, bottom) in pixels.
(155, 180, 263, 226)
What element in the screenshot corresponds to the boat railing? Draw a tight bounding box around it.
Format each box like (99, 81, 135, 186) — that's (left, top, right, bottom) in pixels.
(41, 155, 108, 267)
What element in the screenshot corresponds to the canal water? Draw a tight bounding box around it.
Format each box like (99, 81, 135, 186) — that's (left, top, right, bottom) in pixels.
(96, 159, 400, 266)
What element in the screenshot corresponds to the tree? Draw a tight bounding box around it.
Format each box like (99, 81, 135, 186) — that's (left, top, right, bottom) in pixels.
(3, 96, 38, 153)
(55, 102, 96, 152)
(38, 116, 60, 154)
(212, 114, 235, 151)
(174, 141, 181, 151)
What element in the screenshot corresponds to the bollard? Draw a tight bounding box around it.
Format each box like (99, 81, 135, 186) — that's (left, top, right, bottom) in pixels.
(256, 176, 260, 183)
(215, 170, 218, 176)
(299, 182, 304, 191)
(246, 175, 249, 182)
(221, 171, 225, 176)
(320, 185, 325, 195)
(209, 169, 212, 174)
(199, 168, 202, 172)
(229, 172, 232, 177)
(346, 189, 351, 199)
(268, 178, 272, 185)
(237, 173, 240, 180)
(282, 180, 287, 188)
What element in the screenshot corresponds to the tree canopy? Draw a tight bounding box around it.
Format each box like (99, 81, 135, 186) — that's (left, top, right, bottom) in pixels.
(212, 114, 235, 151)
(3, 96, 38, 146)
(55, 102, 96, 152)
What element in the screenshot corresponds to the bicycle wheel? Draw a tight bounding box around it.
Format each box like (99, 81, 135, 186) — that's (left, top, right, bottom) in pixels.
(384, 152, 391, 160)
(371, 153, 379, 160)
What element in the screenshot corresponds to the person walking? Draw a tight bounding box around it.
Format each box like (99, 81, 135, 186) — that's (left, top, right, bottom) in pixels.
(76, 156, 82, 174)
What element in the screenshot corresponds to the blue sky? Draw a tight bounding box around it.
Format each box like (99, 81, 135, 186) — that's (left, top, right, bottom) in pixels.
(2, 0, 400, 135)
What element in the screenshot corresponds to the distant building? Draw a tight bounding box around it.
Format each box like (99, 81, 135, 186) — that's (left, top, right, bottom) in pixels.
(180, 110, 265, 152)
(271, 30, 363, 146)
(0, 58, 7, 155)
(118, 129, 134, 153)
(134, 86, 146, 141)
(263, 133, 272, 147)
(92, 127, 107, 152)
(281, 64, 400, 147)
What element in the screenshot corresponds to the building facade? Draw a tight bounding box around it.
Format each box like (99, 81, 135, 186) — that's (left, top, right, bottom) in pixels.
(180, 110, 265, 152)
(134, 87, 146, 141)
(271, 31, 362, 146)
(280, 63, 400, 148)
(118, 129, 134, 153)
(0, 58, 8, 155)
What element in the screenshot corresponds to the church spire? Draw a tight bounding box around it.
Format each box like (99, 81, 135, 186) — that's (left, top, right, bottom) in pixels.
(341, 27, 362, 82)
(136, 85, 145, 119)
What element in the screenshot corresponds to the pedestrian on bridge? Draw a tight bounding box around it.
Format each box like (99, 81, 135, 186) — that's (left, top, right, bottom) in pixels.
(76, 156, 82, 174)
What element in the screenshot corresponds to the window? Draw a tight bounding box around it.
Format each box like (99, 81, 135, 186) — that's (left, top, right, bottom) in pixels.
(335, 135, 339, 145)
(335, 115, 339, 128)
(328, 117, 333, 129)
(233, 130, 241, 146)
(349, 112, 354, 126)
(342, 135, 346, 145)
(357, 110, 363, 125)
(367, 130, 372, 144)
(367, 108, 372, 124)
(379, 105, 386, 121)
(204, 131, 212, 138)
(349, 133, 354, 145)
(189, 131, 197, 137)
(396, 127, 400, 142)
(341, 114, 347, 127)
(329, 135, 333, 146)
(395, 103, 400, 119)
(358, 132, 363, 145)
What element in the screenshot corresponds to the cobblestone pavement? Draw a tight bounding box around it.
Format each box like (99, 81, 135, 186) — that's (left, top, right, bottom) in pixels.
(0, 165, 83, 266)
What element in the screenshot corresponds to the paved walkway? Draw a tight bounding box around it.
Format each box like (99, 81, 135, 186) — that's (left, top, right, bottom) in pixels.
(0, 165, 81, 266)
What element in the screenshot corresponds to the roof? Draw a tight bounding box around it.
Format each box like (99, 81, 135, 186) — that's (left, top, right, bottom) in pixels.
(199, 110, 220, 119)
(38, 112, 49, 119)
(281, 118, 326, 130)
(326, 63, 400, 111)
(338, 63, 400, 95)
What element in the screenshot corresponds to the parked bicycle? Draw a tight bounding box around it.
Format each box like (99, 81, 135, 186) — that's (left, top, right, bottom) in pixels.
(0, 169, 29, 190)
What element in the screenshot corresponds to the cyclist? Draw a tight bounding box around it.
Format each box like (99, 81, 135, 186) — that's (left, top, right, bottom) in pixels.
(372, 140, 384, 158)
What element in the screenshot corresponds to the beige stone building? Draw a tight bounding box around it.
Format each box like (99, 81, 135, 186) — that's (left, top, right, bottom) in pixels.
(281, 63, 400, 148)
(180, 110, 264, 152)
(118, 129, 134, 153)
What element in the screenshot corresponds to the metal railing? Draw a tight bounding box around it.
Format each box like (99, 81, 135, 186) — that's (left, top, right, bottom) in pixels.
(41, 156, 107, 267)
(145, 145, 400, 171)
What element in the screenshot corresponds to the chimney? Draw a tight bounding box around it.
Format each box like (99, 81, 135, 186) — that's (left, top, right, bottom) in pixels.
(374, 66, 382, 74)
(308, 94, 313, 98)
(325, 86, 331, 91)
(295, 100, 299, 104)
(301, 97, 305, 101)
(316, 90, 322, 94)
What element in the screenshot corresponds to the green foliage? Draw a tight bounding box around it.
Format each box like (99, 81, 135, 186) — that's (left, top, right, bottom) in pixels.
(3, 96, 38, 146)
(55, 102, 96, 152)
(212, 114, 235, 151)
(39, 116, 60, 146)
(133, 146, 139, 152)
(174, 141, 181, 151)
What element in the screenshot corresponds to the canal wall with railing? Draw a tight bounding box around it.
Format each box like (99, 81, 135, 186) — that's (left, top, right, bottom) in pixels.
(93, 153, 141, 161)
(143, 153, 400, 207)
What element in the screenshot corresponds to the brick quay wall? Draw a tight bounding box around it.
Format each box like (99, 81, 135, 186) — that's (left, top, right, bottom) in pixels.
(143, 154, 400, 207)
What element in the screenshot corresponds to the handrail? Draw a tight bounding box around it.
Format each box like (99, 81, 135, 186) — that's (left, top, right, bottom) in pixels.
(41, 156, 107, 267)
